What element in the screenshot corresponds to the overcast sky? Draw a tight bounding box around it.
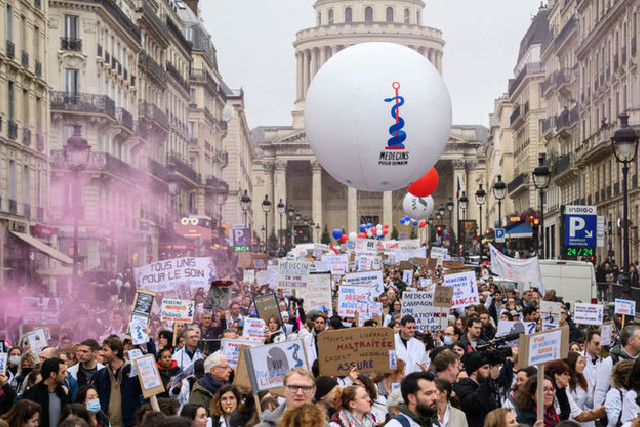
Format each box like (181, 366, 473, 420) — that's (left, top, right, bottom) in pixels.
(201, 0, 544, 129)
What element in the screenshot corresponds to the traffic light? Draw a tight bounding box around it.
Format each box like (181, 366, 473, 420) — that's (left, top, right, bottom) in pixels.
(436, 225, 443, 233)
(532, 218, 540, 239)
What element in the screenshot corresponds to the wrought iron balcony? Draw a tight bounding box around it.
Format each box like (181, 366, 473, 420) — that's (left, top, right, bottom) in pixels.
(50, 91, 116, 119)
(6, 40, 15, 59)
(190, 68, 220, 94)
(166, 61, 190, 92)
(508, 173, 527, 193)
(8, 121, 18, 140)
(148, 158, 168, 178)
(140, 0, 170, 42)
(510, 105, 521, 125)
(35, 60, 41, 77)
(21, 50, 29, 67)
(23, 128, 31, 146)
(553, 17, 576, 50)
(168, 155, 198, 183)
(509, 62, 544, 96)
(138, 50, 167, 85)
(50, 149, 145, 181)
(116, 107, 133, 131)
(139, 101, 168, 126)
(61, 37, 82, 52)
(541, 74, 554, 95)
(552, 152, 572, 176)
(541, 117, 554, 137)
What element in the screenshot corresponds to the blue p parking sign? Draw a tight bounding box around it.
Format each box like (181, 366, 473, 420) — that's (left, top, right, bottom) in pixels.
(565, 205, 597, 248)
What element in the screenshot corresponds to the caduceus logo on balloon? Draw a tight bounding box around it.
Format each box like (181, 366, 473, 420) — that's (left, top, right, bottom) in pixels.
(379, 82, 410, 166)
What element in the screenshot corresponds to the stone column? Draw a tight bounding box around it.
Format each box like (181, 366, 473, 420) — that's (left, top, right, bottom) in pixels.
(319, 46, 327, 70)
(452, 160, 467, 242)
(274, 160, 288, 239)
(348, 186, 358, 233)
(383, 191, 393, 227)
(303, 49, 311, 97)
(261, 160, 275, 242)
(311, 48, 319, 78)
(312, 161, 323, 241)
(296, 51, 304, 102)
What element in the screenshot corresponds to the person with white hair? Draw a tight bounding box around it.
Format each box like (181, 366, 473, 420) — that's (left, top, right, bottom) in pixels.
(386, 388, 404, 419)
(188, 352, 232, 415)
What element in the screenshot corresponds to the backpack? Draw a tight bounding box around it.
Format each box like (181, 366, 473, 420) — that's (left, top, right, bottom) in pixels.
(390, 414, 412, 427)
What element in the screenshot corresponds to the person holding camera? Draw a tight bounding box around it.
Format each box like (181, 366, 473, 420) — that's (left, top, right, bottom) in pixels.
(453, 352, 501, 427)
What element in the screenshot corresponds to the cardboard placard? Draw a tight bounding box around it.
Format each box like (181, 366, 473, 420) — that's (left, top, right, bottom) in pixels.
(318, 327, 396, 376)
(540, 301, 564, 330)
(615, 299, 636, 316)
(243, 339, 309, 391)
(238, 252, 254, 269)
(443, 270, 479, 309)
(131, 289, 156, 317)
(276, 260, 311, 289)
(433, 286, 453, 308)
(518, 326, 569, 368)
(26, 328, 48, 354)
(160, 298, 195, 323)
(133, 354, 165, 398)
(573, 303, 604, 326)
(426, 257, 438, 272)
(398, 261, 412, 271)
(412, 257, 427, 267)
(253, 293, 283, 329)
(600, 323, 614, 346)
(296, 272, 332, 313)
(400, 291, 448, 331)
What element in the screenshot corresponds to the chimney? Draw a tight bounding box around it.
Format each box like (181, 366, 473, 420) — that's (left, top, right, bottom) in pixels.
(185, 0, 198, 17)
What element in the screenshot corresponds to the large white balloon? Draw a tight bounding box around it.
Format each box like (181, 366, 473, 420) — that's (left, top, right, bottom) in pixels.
(402, 193, 434, 220)
(305, 42, 452, 192)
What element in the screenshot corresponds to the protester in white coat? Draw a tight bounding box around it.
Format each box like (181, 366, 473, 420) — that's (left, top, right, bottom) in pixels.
(394, 315, 429, 375)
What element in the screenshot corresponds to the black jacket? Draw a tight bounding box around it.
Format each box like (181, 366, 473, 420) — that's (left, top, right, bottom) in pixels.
(453, 377, 499, 427)
(23, 382, 72, 427)
(0, 383, 17, 416)
(94, 363, 143, 427)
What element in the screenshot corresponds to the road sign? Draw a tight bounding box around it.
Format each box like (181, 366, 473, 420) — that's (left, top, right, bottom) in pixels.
(495, 228, 506, 243)
(597, 215, 605, 247)
(232, 226, 251, 251)
(565, 205, 597, 248)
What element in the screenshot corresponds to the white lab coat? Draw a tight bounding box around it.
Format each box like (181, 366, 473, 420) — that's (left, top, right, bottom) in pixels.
(394, 333, 429, 375)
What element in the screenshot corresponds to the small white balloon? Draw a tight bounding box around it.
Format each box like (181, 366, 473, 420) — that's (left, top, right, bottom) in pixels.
(402, 193, 434, 220)
(305, 42, 452, 192)
(348, 232, 358, 242)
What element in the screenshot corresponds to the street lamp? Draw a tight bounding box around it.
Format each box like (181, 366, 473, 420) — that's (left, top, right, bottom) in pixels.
(240, 189, 251, 227)
(493, 175, 507, 228)
(532, 155, 551, 258)
(287, 205, 295, 251)
(261, 225, 266, 252)
(262, 195, 271, 254)
(64, 123, 91, 291)
(315, 223, 321, 242)
(611, 113, 639, 299)
(277, 199, 285, 254)
(475, 184, 486, 259)
(459, 191, 469, 218)
(446, 197, 454, 236)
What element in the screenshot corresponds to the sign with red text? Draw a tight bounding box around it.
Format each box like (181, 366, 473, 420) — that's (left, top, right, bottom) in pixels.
(276, 260, 311, 290)
(337, 286, 376, 317)
(160, 298, 195, 323)
(443, 270, 479, 309)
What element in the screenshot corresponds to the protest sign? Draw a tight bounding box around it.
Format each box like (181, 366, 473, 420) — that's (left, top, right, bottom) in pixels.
(398, 261, 412, 271)
(400, 291, 448, 331)
(443, 270, 479, 309)
(394, 249, 426, 262)
(26, 328, 47, 354)
(277, 260, 311, 290)
(419, 278, 434, 292)
(573, 303, 604, 326)
(135, 257, 215, 292)
(322, 255, 349, 275)
(160, 298, 194, 324)
(496, 321, 537, 339)
(318, 327, 395, 376)
(337, 286, 376, 317)
(221, 339, 261, 368)
(203, 281, 233, 310)
(615, 299, 636, 316)
(131, 289, 156, 317)
(600, 323, 614, 346)
(402, 269, 413, 285)
(443, 260, 465, 269)
(130, 317, 150, 345)
(170, 363, 195, 388)
(127, 349, 144, 378)
(133, 354, 164, 398)
(243, 339, 309, 391)
(243, 269, 255, 284)
(412, 257, 427, 267)
(0, 353, 6, 375)
(314, 260, 330, 272)
(355, 239, 378, 254)
(242, 318, 267, 341)
(356, 300, 383, 326)
(540, 301, 564, 330)
(430, 247, 448, 259)
(488, 244, 544, 294)
(519, 326, 569, 368)
(433, 286, 453, 308)
(397, 239, 421, 250)
(296, 272, 332, 313)
(343, 270, 384, 294)
(253, 293, 283, 329)
(426, 257, 438, 272)
(313, 243, 330, 258)
(354, 254, 379, 271)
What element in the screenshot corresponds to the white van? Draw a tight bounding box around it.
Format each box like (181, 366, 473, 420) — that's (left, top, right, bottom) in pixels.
(537, 259, 597, 303)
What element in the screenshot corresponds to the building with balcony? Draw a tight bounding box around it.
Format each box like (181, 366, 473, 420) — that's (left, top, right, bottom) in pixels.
(0, 0, 53, 286)
(251, 0, 487, 250)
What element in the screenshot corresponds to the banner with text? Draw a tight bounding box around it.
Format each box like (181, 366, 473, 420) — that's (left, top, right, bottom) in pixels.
(135, 257, 215, 293)
(443, 270, 479, 309)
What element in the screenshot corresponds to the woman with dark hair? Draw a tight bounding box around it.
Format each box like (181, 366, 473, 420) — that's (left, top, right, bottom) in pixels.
(179, 404, 207, 427)
(451, 341, 467, 360)
(210, 384, 242, 427)
(563, 352, 593, 427)
(372, 358, 405, 405)
(516, 376, 559, 426)
(56, 404, 92, 427)
(503, 367, 537, 416)
(604, 360, 634, 427)
(620, 357, 640, 424)
(329, 384, 376, 427)
(158, 330, 174, 353)
(1, 399, 41, 427)
(74, 385, 109, 427)
(434, 377, 467, 427)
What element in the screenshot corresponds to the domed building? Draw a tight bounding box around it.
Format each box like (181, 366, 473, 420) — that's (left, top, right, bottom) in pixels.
(252, 0, 487, 250)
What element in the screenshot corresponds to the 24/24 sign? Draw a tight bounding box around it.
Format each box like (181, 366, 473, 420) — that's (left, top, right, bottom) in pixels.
(565, 205, 597, 248)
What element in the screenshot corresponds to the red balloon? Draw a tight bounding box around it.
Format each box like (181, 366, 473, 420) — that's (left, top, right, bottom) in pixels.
(357, 232, 366, 239)
(340, 235, 348, 244)
(419, 220, 427, 227)
(383, 229, 389, 235)
(371, 227, 377, 234)
(383, 223, 389, 229)
(406, 168, 439, 197)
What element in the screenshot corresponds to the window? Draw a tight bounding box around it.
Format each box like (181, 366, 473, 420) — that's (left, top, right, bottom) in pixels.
(386, 7, 394, 23)
(365, 7, 373, 23)
(34, 26, 39, 60)
(345, 7, 352, 23)
(23, 89, 28, 126)
(8, 82, 15, 121)
(6, 5, 13, 41)
(317, 11, 321, 26)
(328, 9, 333, 24)
(23, 166, 30, 207)
(35, 97, 41, 132)
(20, 15, 26, 50)
(64, 14, 78, 39)
(64, 68, 79, 93)
(8, 161, 16, 201)
(404, 8, 410, 24)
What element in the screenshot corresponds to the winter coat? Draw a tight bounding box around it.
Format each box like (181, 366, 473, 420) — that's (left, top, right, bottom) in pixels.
(22, 382, 72, 427)
(93, 363, 144, 427)
(452, 377, 499, 427)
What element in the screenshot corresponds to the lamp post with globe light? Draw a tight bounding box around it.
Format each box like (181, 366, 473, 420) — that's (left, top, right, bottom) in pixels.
(532, 155, 551, 259)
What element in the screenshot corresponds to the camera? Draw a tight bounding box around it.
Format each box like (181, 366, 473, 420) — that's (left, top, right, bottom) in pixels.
(476, 333, 516, 365)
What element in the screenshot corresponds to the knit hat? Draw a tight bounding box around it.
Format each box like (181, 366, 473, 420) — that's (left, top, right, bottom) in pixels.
(464, 352, 489, 375)
(314, 376, 338, 401)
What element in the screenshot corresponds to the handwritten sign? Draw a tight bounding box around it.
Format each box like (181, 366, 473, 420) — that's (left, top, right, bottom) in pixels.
(26, 328, 47, 355)
(337, 286, 376, 317)
(221, 339, 261, 368)
(343, 270, 384, 294)
(402, 269, 414, 285)
(519, 326, 569, 368)
(615, 299, 636, 316)
(433, 286, 453, 308)
(133, 354, 164, 398)
(160, 298, 195, 323)
(322, 255, 349, 275)
(130, 317, 150, 345)
(318, 327, 395, 376)
(135, 257, 214, 292)
(573, 303, 604, 326)
(400, 291, 448, 331)
(296, 272, 332, 313)
(0, 353, 7, 375)
(540, 301, 563, 330)
(443, 270, 479, 309)
(600, 323, 613, 346)
(253, 293, 283, 329)
(356, 301, 383, 326)
(243, 339, 309, 391)
(276, 260, 311, 289)
(243, 318, 267, 341)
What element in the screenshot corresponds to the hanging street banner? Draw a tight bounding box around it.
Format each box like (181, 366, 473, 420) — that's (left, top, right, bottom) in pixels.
(488, 244, 544, 294)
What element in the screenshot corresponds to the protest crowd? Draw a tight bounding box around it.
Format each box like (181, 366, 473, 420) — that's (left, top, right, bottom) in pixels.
(0, 240, 639, 427)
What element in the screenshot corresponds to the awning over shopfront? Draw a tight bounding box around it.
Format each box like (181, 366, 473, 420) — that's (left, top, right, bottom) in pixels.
(11, 231, 73, 264)
(505, 222, 533, 239)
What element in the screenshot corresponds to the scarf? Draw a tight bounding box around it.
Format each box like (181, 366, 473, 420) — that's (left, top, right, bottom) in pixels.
(397, 403, 437, 427)
(335, 409, 375, 427)
(200, 374, 223, 394)
(534, 407, 560, 427)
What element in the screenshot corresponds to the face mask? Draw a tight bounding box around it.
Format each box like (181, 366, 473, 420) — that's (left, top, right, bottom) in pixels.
(86, 399, 101, 414)
(442, 336, 453, 345)
(22, 367, 33, 375)
(9, 355, 21, 366)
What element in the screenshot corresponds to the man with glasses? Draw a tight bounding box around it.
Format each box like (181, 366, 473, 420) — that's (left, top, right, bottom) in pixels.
(394, 315, 429, 374)
(189, 353, 231, 415)
(254, 368, 316, 427)
(172, 327, 203, 370)
(433, 350, 462, 383)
